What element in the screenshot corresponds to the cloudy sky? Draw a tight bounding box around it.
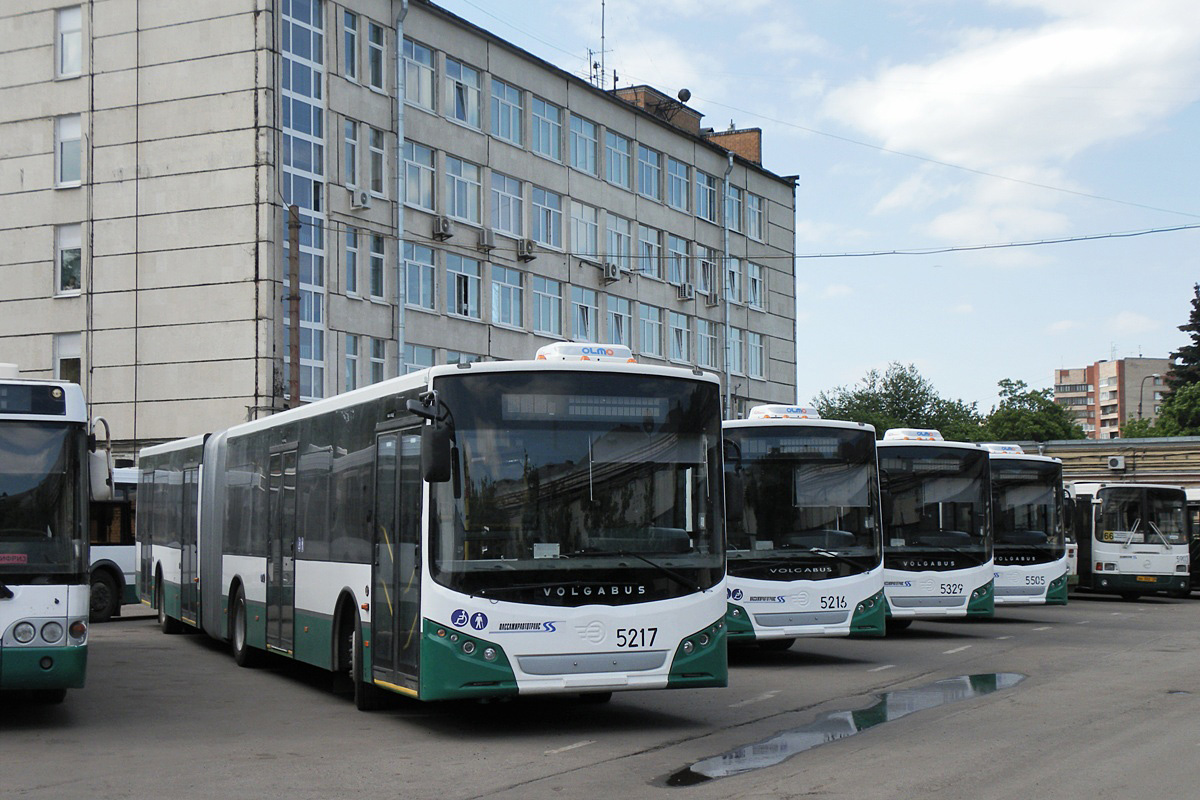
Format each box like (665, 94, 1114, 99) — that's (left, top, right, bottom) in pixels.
(437, 0, 1200, 410)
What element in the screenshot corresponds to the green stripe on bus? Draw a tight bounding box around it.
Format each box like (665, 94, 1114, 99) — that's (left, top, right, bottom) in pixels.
(1045, 574, 1069, 605)
(966, 579, 995, 617)
(417, 619, 517, 701)
(725, 602, 756, 640)
(850, 589, 887, 637)
(0, 645, 87, 690)
(667, 618, 727, 689)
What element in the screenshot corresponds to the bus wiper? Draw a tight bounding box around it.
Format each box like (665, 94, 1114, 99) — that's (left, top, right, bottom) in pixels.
(567, 550, 701, 593)
(0, 582, 12, 600)
(1147, 521, 1172, 547)
(806, 547, 872, 570)
(1122, 520, 1141, 549)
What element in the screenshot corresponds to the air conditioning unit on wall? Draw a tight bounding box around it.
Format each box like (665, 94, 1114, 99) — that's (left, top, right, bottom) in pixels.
(602, 262, 621, 283)
(677, 282, 695, 301)
(1107, 455, 1126, 471)
(517, 239, 537, 261)
(432, 216, 454, 241)
(350, 189, 371, 209)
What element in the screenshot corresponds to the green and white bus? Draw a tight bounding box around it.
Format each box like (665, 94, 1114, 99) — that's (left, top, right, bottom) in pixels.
(1067, 482, 1189, 599)
(984, 445, 1068, 606)
(722, 406, 885, 649)
(1, 365, 110, 703)
(139, 344, 727, 707)
(877, 429, 994, 629)
(88, 466, 138, 621)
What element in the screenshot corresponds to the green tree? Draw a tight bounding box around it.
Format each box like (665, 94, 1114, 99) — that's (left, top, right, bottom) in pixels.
(1151, 382, 1200, 435)
(814, 363, 984, 440)
(1166, 282, 1200, 392)
(980, 379, 1086, 442)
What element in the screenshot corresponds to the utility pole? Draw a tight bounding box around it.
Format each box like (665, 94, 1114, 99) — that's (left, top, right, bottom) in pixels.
(287, 204, 301, 408)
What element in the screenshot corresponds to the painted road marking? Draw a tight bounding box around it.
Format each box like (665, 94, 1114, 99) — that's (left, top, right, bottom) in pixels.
(1031, 626, 1052, 631)
(729, 690, 781, 708)
(943, 645, 972, 654)
(545, 740, 596, 755)
(868, 664, 896, 672)
(996, 636, 1013, 640)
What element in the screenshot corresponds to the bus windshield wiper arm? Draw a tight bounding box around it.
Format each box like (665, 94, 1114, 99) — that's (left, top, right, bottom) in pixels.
(567, 550, 701, 593)
(1147, 521, 1172, 547)
(0, 582, 12, 600)
(806, 547, 872, 570)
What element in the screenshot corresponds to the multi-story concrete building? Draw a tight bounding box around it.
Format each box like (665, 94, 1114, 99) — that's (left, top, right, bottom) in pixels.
(0, 0, 798, 456)
(1053, 357, 1171, 438)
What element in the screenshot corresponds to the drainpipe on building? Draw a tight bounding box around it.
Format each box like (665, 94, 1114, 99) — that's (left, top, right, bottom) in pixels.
(722, 152, 734, 418)
(393, 0, 410, 377)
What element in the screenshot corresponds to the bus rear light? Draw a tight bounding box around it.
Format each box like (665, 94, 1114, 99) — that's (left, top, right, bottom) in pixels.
(41, 621, 64, 643)
(13, 621, 36, 643)
(68, 620, 87, 639)
(1095, 562, 1104, 571)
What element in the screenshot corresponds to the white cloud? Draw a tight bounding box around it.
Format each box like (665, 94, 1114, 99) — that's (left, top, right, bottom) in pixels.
(1109, 310, 1160, 335)
(952, 303, 974, 315)
(1047, 319, 1080, 333)
(823, 284, 854, 298)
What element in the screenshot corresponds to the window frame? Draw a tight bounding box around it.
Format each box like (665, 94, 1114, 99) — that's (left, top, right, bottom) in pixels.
(606, 295, 632, 347)
(725, 184, 743, 233)
(531, 97, 562, 161)
(344, 333, 359, 391)
(669, 311, 690, 363)
(368, 126, 385, 197)
(490, 171, 524, 238)
(57, 7, 82, 79)
(639, 303, 663, 358)
(55, 114, 81, 188)
(531, 186, 562, 249)
(490, 264, 524, 329)
(747, 193, 765, 241)
(747, 331, 765, 379)
(667, 234, 689, 285)
(638, 224, 661, 280)
(344, 226, 359, 296)
(569, 114, 597, 175)
(531, 276, 563, 337)
(342, 11, 358, 82)
(570, 286, 597, 341)
(637, 144, 661, 201)
(695, 171, 718, 223)
(570, 201, 598, 261)
(369, 233, 385, 300)
(445, 156, 482, 225)
(445, 57, 481, 128)
(403, 38, 435, 110)
(55, 223, 82, 296)
(343, 119, 358, 188)
(404, 242, 435, 311)
(605, 131, 631, 189)
(667, 157, 689, 211)
(605, 213, 632, 271)
(446, 253, 482, 319)
(367, 21, 384, 90)
(402, 140, 434, 211)
(490, 78, 523, 146)
(746, 262, 765, 310)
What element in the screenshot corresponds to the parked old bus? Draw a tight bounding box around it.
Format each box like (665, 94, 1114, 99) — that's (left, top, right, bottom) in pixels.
(877, 429, 993, 629)
(984, 445, 1068, 605)
(722, 405, 884, 650)
(88, 466, 137, 621)
(138, 344, 727, 708)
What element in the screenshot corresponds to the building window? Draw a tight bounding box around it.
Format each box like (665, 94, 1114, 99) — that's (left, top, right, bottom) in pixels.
(531, 186, 562, 248)
(404, 242, 435, 310)
(605, 131, 630, 188)
(747, 332, 764, 378)
(728, 327, 744, 374)
(56, 115, 81, 187)
(57, 7, 82, 78)
(403, 38, 434, 110)
(344, 227, 359, 295)
(55, 224, 81, 295)
(569, 115, 597, 175)
(605, 214, 632, 271)
(725, 185, 743, 233)
(571, 287, 597, 341)
(607, 296, 632, 346)
(403, 343, 434, 374)
(637, 145, 661, 200)
(343, 120, 358, 187)
(638, 225, 661, 279)
(667, 158, 688, 211)
(492, 265, 523, 328)
(447, 254, 482, 318)
(696, 319, 718, 369)
(747, 193, 765, 241)
(726, 257, 741, 304)
(445, 351, 481, 365)
(445, 156, 481, 224)
(343, 334, 360, 390)
(368, 127, 385, 196)
(491, 78, 522, 145)
(532, 276, 563, 336)
(369, 233, 385, 299)
(696, 171, 718, 223)
(342, 12, 357, 81)
(667, 234, 689, 285)
(367, 21, 384, 90)
(54, 332, 81, 384)
(491, 172, 523, 237)
(403, 140, 434, 210)
(692, 245, 713, 296)
(531, 97, 562, 160)
(669, 312, 689, 362)
(639, 304, 663, 358)
(747, 262, 764, 309)
(446, 57, 480, 127)
(570, 201, 598, 260)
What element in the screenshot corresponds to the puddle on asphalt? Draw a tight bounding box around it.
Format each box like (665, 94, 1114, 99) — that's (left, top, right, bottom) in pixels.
(668, 672, 1025, 786)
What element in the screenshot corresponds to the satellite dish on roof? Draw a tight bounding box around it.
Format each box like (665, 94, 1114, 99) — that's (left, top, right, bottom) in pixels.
(677, 88, 691, 103)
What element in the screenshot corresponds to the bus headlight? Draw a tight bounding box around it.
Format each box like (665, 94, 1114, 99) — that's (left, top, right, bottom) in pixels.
(483, 647, 497, 662)
(13, 621, 36, 643)
(698, 633, 710, 647)
(41, 622, 64, 643)
(462, 641, 476, 655)
(682, 640, 695, 655)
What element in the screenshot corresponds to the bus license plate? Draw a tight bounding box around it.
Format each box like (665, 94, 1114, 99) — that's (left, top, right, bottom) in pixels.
(1135, 576, 1156, 583)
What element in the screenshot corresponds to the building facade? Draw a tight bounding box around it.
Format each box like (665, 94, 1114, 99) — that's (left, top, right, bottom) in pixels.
(1053, 357, 1171, 439)
(0, 0, 798, 456)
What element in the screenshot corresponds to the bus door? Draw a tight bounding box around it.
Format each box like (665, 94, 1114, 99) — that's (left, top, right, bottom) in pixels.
(266, 449, 298, 653)
(180, 467, 200, 625)
(371, 427, 423, 692)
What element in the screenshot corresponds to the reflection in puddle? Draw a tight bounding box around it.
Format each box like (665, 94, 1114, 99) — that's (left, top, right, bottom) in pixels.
(669, 673, 1025, 786)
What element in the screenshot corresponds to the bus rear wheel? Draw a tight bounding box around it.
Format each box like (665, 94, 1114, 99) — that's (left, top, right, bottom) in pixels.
(157, 580, 183, 634)
(351, 625, 386, 711)
(886, 618, 913, 633)
(90, 570, 119, 623)
(32, 688, 67, 705)
(1119, 592, 1142, 601)
(231, 588, 264, 667)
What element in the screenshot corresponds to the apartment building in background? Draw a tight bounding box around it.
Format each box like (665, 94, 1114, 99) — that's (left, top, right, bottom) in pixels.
(0, 0, 799, 457)
(1053, 357, 1172, 438)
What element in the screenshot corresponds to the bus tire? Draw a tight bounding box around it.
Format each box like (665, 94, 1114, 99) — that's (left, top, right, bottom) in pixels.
(89, 570, 119, 623)
(578, 692, 613, 704)
(886, 618, 913, 632)
(157, 581, 183, 635)
(231, 588, 264, 668)
(758, 638, 796, 652)
(32, 688, 67, 705)
(352, 625, 386, 711)
(1119, 592, 1141, 601)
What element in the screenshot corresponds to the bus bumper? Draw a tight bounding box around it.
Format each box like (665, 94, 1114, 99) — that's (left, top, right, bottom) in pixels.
(0, 645, 87, 690)
(1045, 574, 1069, 605)
(849, 590, 886, 637)
(966, 580, 995, 617)
(725, 602, 756, 641)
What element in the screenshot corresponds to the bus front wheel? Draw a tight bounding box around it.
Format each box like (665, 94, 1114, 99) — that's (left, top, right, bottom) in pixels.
(758, 638, 796, 652)
(32, 688, 67, 705)
(157, 581, 183, 634)
(90, 570, 119, 623)
(352, 625, 386, 711)
(886, 618, 913, 633)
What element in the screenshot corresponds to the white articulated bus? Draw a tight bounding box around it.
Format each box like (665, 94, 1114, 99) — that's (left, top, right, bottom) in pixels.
(1067, 482, 1189, 599)
(139, 344, 727, 708)
(1, 365, 111, 703)
(722, 406, 885, 649)
(877, 429, 994, 629)
(984, 445, 1068, 606)
(87, 467, 138, 621)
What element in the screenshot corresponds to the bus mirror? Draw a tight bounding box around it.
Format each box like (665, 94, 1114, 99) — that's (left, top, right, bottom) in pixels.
(421, 424, 452, 483)
(724, 472, 745, 521)
(89, 416, 114, 501)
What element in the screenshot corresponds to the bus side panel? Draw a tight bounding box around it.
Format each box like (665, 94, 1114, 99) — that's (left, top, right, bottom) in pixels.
(152, 543, 184, 620)
(292, 560, 370, 670)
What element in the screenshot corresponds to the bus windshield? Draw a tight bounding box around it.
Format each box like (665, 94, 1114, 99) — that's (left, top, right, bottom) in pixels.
(992, 460, 1064, 556)
(430, 370, 723, 606)
(880, 446, 990, 563)
(1099, 486, 1187, 545)
(724, 426, 881, 579)
(0, 421, 86, 579)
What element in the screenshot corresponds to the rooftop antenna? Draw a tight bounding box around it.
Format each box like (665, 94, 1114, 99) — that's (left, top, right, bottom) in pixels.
(600, 0, 606, 89)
